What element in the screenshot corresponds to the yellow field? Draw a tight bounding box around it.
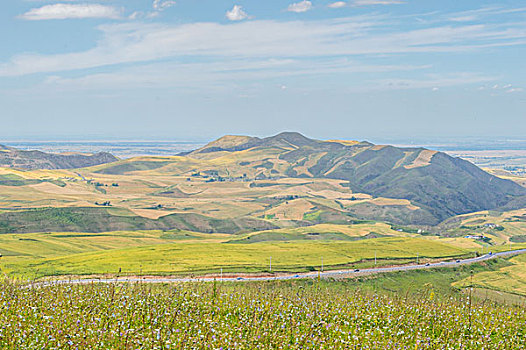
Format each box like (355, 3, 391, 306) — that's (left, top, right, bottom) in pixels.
(453, 254, 526, 296)
(1, 237, 467, 278)
(0, 230, 232, 260)
(240, 222, 413, 239)
(404, 150, 437, 169)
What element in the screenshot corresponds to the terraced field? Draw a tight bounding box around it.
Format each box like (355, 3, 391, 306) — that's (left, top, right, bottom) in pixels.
(0, 164, 428, 234)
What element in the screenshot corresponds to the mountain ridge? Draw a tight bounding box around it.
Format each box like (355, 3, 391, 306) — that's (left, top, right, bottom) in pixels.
(0, 144, 119, 170)
(179, 132, 526, 224)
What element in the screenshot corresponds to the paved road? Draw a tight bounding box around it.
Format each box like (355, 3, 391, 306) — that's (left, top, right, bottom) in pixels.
(75, 172, 87, 181)
(34, 249, 526, 287)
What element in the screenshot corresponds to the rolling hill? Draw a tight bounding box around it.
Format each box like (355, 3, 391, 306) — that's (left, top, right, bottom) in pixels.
(0, 144, 118, 170)
(1, 132, 524, 231)
(0, 207, 279, 234)
(176, 132, 526, 224)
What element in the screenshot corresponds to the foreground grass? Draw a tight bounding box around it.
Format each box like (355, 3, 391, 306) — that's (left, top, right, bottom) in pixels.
(0, 278, 524, 349)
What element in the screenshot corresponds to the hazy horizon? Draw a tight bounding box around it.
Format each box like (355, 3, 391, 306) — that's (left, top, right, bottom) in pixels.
(3, 134, 526, 153)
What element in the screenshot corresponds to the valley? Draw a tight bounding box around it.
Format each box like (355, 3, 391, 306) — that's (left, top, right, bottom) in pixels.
(1, 132, 526, 302)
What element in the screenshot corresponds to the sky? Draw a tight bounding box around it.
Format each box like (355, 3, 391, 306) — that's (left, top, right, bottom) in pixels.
(0, 0, 525, 142)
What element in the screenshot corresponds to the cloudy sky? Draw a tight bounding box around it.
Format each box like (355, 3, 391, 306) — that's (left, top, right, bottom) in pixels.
(1, 0, 525, 142)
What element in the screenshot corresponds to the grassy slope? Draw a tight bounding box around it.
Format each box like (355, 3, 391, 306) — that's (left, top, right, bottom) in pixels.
(0, 207, 279, 234)
(453, 253, 526, 296)
(0, 230, 230, 259)
(3, 237, 467, 278)
(227, 222, 413, 243)
(332, 258, 518, 300)
(1, 156, 523, 238)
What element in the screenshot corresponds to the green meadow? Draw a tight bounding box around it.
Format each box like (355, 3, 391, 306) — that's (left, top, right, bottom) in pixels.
(1, 235, 468, 278)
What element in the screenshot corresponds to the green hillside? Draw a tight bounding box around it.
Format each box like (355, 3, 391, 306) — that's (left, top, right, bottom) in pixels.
(0, 207, 279, 234)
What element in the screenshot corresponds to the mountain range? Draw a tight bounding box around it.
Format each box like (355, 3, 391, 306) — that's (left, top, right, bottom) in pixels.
(0, 144, 118, 170)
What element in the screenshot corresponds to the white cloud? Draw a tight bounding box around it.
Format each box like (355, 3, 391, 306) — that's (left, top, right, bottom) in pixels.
(484, 83, 524, 93)
(377, 73, 494, 90)
(128, 1, 175, 20)
(38, 58, 429, 92)
(287, 1, 312, 13)
(20, 4, 120, 20)
(128, 11, 141, 20)
(449, 15, 477, 22)
(153, 0, 176, 11)
(2, 15, 526, 77)
(328, 2, 347, 8)
(444, 6, 526, 24)
(226, 5, 249, 21)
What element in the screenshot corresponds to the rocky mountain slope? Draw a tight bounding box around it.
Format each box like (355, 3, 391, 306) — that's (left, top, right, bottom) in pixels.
(0, 144, 118, 170)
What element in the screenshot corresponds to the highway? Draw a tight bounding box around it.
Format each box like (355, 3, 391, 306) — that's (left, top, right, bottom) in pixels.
(33, 248, 526, 287)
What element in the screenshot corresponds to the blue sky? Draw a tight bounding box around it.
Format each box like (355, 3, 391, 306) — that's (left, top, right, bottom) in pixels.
(0, 0, 525, 142)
